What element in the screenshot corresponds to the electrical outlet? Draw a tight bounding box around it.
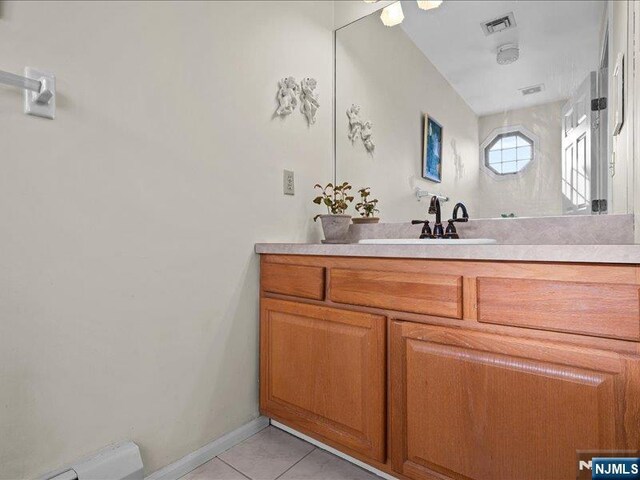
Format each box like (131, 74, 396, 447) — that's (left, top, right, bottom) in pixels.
(283, 170, 295, 195)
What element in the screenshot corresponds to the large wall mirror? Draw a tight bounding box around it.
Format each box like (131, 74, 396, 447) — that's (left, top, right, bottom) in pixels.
(335, 0, 634, 222)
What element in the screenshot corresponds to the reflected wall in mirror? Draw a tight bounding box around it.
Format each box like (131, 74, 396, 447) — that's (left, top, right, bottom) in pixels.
(335, 0, 634, 222)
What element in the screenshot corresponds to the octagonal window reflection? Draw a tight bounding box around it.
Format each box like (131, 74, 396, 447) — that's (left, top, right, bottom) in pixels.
(484, 132, 533, 175)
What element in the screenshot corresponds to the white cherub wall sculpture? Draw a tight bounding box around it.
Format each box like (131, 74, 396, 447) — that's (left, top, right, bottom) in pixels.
(299, 77, 319, 125)
(347, 104, 374, 154)
(347, 104, 363, 142)
(361, 121, 375, 153)
(275, 76, 299, 116)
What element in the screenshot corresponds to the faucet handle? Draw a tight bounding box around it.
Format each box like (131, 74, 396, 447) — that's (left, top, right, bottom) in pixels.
(445, 220, 460, 239)
(411, 219, 432, 239)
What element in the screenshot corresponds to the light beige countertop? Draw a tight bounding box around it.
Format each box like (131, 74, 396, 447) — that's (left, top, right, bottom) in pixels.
(255, 243, 640, 264)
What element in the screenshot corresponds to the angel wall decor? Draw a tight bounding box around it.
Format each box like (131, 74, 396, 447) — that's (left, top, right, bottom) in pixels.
(275, 76, 299, 116)
(361, 121, 375, 153)
(347, 104, 374, 153)
(346, 104, 363, 142)
(299, 77, 319, 125)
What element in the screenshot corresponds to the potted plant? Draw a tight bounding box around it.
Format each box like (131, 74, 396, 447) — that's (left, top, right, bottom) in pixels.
(313, 182, 354, 242)
(353, 187, 380, 224)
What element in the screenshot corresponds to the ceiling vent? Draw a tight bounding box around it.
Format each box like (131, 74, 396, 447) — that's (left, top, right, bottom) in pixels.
(519, 84, 545, 96)
(481, 12, 517, 36)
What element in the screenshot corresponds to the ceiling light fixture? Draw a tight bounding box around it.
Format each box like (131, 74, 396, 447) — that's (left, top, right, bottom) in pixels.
(417, 0, 443, 10)
(496, 43, 520, 65)
(380, 2, 404, 27)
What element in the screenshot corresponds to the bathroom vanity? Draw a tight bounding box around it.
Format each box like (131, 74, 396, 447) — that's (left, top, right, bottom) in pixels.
(256, 0, 640, 476)
(256, 245, 640, 480)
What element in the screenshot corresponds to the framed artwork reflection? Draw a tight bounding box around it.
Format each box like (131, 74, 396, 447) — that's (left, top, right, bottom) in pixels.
(423, 114, 442, 183)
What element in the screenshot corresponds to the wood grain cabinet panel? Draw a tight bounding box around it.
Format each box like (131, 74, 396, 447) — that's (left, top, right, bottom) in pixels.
(477, 277, 640, 341)
(261, 260, 325, 300)
(390, 321, 640, 480)
(330, 268, 463, 319)
(260, 298, 386, 462)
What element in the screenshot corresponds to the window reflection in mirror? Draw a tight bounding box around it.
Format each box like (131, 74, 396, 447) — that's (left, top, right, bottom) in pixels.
(335, 0, 632, 221)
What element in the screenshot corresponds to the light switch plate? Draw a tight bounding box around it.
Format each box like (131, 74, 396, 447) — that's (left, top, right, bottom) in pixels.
(283, 170, 295, 195)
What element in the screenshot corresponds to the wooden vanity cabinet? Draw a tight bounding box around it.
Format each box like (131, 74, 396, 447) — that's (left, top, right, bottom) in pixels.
(260, 298, 386, 462)
(389, 321, 640, 480)
(259, 255, 640, 480)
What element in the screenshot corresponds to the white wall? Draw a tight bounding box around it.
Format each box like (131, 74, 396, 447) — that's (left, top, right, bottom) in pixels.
(0, 2, 333, 478)
(335, 11, 480, 223)
(478, 101, 565, 218)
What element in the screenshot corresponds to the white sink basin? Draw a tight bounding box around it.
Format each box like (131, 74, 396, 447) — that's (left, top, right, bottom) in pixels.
(358, 238, 497, 245)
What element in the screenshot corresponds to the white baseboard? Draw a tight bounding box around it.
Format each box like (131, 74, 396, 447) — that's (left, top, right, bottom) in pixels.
(271, 420, 398, 480)
(145, 416, 269, 480)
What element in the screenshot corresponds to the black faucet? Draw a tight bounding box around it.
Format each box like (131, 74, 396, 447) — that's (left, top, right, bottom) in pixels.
(429, 196, 445, 238)
(445, 202, 469, 239)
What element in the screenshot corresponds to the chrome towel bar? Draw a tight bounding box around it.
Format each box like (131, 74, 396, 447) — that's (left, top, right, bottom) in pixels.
(0, 67, 56, 119)
(415, 187, 449, 202)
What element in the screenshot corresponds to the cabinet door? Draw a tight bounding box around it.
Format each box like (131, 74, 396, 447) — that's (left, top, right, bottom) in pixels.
(260, 298, 386, 462)
(390, 321, 640, 480)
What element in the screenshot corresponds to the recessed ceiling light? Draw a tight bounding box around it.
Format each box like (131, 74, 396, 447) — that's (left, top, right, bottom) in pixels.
(497, 44, 520, 65)
(417, 0, 443, 10)
(380, 2, 404, 27)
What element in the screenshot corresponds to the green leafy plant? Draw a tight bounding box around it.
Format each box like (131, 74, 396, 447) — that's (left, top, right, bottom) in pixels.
(355, 187, 379, 218)
(313, 182, 354, 221)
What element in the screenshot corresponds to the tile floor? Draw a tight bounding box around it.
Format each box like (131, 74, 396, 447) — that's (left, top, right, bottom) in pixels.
(180, 426, 383, 480)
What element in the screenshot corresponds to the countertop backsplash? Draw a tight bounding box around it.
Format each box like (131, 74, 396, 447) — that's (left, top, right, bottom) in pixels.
(344, 214, 634, 245)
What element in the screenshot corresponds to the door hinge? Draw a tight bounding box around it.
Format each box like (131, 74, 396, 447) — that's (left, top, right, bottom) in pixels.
(592, 199, 608, 213)
(591, 97, 607, 111)
(610, 151, 616, 177)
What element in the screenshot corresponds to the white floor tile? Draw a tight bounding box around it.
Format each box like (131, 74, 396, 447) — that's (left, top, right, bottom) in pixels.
(218, 426, 315, 480)
(278, 449, 380, 480)
(180, 457, 248, 480)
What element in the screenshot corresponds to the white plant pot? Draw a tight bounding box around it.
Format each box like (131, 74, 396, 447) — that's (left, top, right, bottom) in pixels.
(319, 214, 351, 243)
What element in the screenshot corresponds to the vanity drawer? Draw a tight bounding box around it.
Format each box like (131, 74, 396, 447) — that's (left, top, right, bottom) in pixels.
(477, 277, 640, 341)
(330, 268, 463, 319)
(262, 262, 325, 300)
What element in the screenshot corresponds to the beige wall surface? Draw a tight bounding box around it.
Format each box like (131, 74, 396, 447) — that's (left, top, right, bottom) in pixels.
(0, 1, 333, 478)
(478, 101, 565, 219)
(335, 12, 480, 223)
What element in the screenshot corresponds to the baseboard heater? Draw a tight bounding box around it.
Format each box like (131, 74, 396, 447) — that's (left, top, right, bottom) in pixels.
(43, 442, 143, 480)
